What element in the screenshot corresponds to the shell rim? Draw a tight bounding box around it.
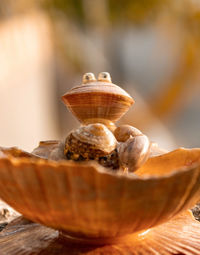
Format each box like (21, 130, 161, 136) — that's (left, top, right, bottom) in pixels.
(0, 147, 200, 181)
(62, 82, 134, 105)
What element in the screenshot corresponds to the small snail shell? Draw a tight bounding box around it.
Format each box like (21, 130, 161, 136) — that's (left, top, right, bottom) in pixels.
(114, 125, 142, 142)
(118, 134, 150, 172)
(116, 125, 151, 172)
(62, 72, 134, 130)
(64, 123, 117, 160)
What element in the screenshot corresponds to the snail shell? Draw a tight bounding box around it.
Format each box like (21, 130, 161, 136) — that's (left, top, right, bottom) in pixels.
(118, 134, 150, 172)
(114, 125, 142, 142)
(62, 72, 134, 130)
(64, 123, 120, 170)
(115, 125, 151, 172)
(64, 123, 118, 163)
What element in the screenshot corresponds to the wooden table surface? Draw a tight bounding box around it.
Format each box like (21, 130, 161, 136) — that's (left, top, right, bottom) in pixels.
(1, 201, 200, 255)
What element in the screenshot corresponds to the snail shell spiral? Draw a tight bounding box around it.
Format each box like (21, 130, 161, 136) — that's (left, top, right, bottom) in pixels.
(115, 125, 151, 172)
(114, 125, 142, 142)
(64, 123, 119, 169)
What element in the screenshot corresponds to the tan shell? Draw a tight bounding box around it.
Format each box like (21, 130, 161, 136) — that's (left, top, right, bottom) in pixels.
(68, 123, 117, 154)
(62, 72, 134, 129)
(0, 147, 200, 239)
(117, 134, 151, 172)
(114, 125, 142, 142)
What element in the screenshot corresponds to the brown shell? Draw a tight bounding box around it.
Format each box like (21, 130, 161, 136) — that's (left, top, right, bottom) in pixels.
(0, 147, 200, 239)
(117, 134, 151, 172)
(114, 125, 142, 142)
(67, 123, 117, 154)
(62, 81, 134, 127)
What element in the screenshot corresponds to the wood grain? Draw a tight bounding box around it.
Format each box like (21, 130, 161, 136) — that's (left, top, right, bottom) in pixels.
(0, 211, 200, 255)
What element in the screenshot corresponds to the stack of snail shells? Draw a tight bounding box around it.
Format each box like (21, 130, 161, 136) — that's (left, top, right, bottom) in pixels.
(59, 72, 150, 172)
(62, 123, 151, 172)
(1, 72, 200, 242)
(32, 72, 151, 172)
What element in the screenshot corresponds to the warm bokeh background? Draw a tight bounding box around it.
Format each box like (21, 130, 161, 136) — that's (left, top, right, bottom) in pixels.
(0, 0, 200, 151)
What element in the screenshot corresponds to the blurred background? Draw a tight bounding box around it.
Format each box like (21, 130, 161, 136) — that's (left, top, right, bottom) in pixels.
(0, 0, 200, 152)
